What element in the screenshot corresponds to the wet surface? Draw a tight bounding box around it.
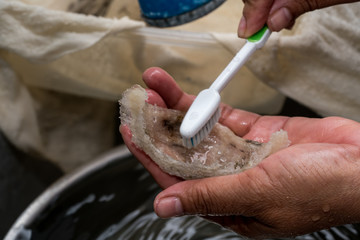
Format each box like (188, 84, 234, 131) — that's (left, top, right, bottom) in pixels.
(6, 152, 360, 240)
(7, 152, 241, 239)
(120, 85, 289, 179)
(0, 132, 63, 239)
(5, 98, 360, 239)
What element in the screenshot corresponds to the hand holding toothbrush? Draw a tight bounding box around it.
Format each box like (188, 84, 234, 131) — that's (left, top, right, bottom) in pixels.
(238, 0, 359, 38)
(120, 67, 360, 239)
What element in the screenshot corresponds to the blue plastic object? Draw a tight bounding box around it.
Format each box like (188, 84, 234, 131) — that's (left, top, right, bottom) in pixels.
(138, 0, 225, 27)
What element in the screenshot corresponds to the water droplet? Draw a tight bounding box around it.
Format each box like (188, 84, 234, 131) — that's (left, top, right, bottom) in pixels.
(311, 215, 321, 222)
(322, 204, 330, 213)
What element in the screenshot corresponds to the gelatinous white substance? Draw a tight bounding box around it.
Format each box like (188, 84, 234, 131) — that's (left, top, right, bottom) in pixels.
(120, 85, 289, 179)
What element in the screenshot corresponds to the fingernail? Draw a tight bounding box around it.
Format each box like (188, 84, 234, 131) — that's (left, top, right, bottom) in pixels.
(269, 7, 293, 32)
(155, 197, 183, 218)
(238, 16, 247, 38)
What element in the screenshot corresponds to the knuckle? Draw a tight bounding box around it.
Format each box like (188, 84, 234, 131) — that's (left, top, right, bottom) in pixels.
(187, 184, 212, 214)
(293, 0, 320, 15)
(186, 183, 219, 215)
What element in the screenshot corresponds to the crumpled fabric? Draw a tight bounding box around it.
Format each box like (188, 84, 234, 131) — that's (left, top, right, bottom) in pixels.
(243, 3, 360, 120)
(0, 0, 146, 171)
(0, 0, 359, 172)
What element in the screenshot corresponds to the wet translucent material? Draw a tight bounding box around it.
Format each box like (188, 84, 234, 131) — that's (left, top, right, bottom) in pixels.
(120, 85, 289, 179)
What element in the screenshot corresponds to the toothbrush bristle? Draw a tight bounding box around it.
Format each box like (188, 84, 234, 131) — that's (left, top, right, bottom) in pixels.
(182, 108, 221, 149)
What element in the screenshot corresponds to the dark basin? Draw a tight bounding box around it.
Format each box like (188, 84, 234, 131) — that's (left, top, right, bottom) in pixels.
(5, 145, 360, 240)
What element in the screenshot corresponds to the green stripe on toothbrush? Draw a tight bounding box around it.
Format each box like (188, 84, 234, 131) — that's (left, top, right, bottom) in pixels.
(247, 25, 268, 42)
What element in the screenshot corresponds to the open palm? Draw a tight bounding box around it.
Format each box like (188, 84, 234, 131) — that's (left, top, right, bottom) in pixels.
(120, 67, 360, 239)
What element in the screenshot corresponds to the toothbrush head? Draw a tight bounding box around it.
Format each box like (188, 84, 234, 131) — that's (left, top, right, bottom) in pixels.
(179, 25, 270, 149)
(180, 89, 221, 148)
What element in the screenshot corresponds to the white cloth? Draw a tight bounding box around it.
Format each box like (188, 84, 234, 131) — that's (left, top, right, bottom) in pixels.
(244, 4, 360, 119)
(0, 0, 145, 171)
(0, 0, 359, 172)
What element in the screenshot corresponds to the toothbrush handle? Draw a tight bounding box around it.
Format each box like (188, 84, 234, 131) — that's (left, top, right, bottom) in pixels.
(209, 41, 257, 93)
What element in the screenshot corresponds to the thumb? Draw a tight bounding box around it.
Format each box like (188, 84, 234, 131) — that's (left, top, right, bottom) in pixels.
(238, 0, 275, 38)
(154, 173, 262, 218)
(240, 0, 358, 37)
(267, 0, 358, 32)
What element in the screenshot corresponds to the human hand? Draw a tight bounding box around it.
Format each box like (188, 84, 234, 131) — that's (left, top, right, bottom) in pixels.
(120, 67, 360, 239)
(238, 0, 358, 38)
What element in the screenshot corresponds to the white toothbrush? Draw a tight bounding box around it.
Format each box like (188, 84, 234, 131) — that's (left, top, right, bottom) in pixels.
(180, 26, 271, 148)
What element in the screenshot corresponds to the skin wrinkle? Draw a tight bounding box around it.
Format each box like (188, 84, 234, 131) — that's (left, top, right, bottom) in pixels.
(248, 146, 348, 229)
(344, 192, 360, 223)
(318, 118, 341, 142)
(262, 197, 332, 237)
(307, 0, 320, 10)
(245, 163, 299, 215)
(184, 180, 215, 215)
(316, 120, 330, 143)
(332, 122, 360, 146)
(310, 150, 338, 186)
(235, 170, 275, 216)
(250, 163, 277, 192)
(122, 67, 360, 238)
(292, 145, 352, 202)
(288, 0, 313, 18)
(327, 145, 350, 167)
(274, 153, 304, 190)
(187, 177, 243, 216)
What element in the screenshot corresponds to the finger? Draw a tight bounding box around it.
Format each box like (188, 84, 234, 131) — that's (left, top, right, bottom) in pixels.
(238, 0, 275, 38)
(153, 169, 267, 218)
(267, 0, 359, 32)
(219, 102, 291, 142)
(145, 89, 167, 108)
(142, 67, 194, 111)
(243, 115, 289, 142)
(142, 67, 352, 146)
(143, 69, 358, 146)
(246, 115, 360, 145)
(143, 67, 265, 137)
(120, 124, 182, 188)
(219, 104, 260, 137)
